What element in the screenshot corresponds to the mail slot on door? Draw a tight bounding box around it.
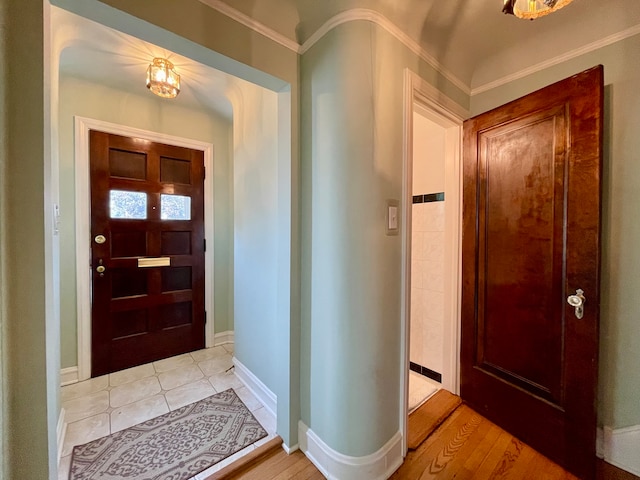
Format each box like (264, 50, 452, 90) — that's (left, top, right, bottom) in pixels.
(138, 257, 171, 268)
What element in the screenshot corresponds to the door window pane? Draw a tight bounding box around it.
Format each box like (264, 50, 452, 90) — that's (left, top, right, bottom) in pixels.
(161, 194, 191, 220)
(110, 190, 147, 219)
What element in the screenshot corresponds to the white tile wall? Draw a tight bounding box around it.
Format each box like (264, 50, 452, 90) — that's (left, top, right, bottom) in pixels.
(410, 200, 445, 376)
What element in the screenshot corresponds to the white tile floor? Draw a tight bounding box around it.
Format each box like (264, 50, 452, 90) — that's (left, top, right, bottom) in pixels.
(58, 344, 277, 480)
(408, 370, 440, 413)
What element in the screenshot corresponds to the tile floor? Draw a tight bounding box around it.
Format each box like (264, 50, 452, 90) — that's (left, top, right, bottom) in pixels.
(408, 370, 440, 413)
(58, 343, 277, 480)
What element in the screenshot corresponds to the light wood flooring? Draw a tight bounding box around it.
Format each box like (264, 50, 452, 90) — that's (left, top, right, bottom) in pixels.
(206, 395, 639, 480)
(391, 403, 578, 479)
(407, 389, 461, 450)
(204, 437, 324, 480)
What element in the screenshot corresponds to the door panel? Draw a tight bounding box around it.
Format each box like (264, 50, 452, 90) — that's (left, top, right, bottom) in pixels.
(90, 130, 205, 377)
(461, 66, 603, 479)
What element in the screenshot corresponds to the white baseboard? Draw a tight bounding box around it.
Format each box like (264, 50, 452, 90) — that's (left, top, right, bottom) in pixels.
(214, 330, 235, 346)
(282, 442, 299, 454)
(602, 424, 640, 477)
(596, 427, 604, 459)
(232, 357, 277, 418)
(57, 408, 67, 464)
(298, 421, 403, 480)
(60, 366, 79, 386)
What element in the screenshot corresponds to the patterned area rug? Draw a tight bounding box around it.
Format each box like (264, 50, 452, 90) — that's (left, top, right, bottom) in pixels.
(69, 388, 268, 480)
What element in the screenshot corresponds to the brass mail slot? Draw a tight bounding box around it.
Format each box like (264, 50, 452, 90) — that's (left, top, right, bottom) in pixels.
(138, 257, 171, 268)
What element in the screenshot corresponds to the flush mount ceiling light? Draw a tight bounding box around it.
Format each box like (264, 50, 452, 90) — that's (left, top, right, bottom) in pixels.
(502, 0, 574, 19)
(146, 57, 180, 98)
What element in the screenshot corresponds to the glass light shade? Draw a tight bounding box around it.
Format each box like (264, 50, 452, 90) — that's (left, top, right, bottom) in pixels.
(146, 58, 180, 98)
(511, 0, 574, 19)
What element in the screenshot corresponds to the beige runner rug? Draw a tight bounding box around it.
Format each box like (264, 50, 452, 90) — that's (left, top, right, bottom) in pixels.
(69, 388, 267, 480)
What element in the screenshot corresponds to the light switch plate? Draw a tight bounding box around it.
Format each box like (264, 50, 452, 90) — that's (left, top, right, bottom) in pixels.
(386, 199, 399, 235)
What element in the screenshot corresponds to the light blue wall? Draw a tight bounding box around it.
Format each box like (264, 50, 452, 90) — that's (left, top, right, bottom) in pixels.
(2, 0, 59, 477)
(57, 74, 234, 369)
(471, 33, 640, 431)
(300, 20, 468, 456)
(13, 1, 638, 477)
(232, 86, 280, 393)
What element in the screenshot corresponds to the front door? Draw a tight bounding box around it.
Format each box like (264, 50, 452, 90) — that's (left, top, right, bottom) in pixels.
(90, 130, 206, 377)
(461, 66, 603, 479)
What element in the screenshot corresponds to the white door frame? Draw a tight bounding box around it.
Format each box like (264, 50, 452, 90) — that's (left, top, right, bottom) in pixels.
(399, 69, 466, 453)
(74, 116, 215, 382)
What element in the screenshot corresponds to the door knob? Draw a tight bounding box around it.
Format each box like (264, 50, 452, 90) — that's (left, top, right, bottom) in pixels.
(96, 259, 106, 277)
(567, 288, 585, 319)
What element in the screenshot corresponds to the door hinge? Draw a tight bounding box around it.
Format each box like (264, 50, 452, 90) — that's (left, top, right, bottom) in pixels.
(203, 166, 206, 180)
(203, 239, 206, 252)
(204, 311, 207, 324)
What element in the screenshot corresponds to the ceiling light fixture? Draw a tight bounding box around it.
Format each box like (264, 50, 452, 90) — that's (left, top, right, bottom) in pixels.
(502, 0, 574, 20)
(146, 57, 180, 98)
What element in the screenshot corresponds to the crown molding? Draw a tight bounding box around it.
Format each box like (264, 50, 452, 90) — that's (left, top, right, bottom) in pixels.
(197, 2, 470, 95)
(196, 1, 640, 99)
(300, 9, 470, 95)
(197, 0, 301, 53)
(471, 23, 640, 96)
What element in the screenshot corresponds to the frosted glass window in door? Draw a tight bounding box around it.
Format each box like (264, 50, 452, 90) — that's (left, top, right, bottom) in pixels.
(110, 190, 147, 219)
(161, 194, 191, 220)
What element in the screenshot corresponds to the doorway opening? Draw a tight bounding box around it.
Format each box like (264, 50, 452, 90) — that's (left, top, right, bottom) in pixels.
(51, 2, 296, 464)
(400, 69, 464, 452)
(75, 121, 215, 380)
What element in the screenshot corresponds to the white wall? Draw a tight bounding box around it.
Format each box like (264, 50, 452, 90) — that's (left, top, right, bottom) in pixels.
(410, 111, 446, 378)
(412, 112, 445, 195)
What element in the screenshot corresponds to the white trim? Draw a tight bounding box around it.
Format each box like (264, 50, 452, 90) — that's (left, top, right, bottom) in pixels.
(57, 408, 67, 464)
(298, 421, 403, 480)
(471, 24, 640, 95)
(60, 366, 79, 386)
(602, 424, 640, 477)
(196, 1, 470, 95)
(410, 73, 469, 121)
(233, 357, 277, 418)
(214, 330, 235, 346)
(400, 69, 413, 456)
(597, 426, 604, 459)
(74, 116, 215, 382)
(196, 0, 301, 53)
(400, 68, 464, 454)
(282, 442, 299, 455)
(190, 0, 640, 99)
(300, 9, 469, 95)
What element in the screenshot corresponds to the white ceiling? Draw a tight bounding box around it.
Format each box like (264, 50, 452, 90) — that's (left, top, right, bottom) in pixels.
(55, 7, 237, 119)
(56, 0, 640, 115)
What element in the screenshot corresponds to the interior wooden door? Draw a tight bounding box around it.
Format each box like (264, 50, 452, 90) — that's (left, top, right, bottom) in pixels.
(90, 130, 205, 377)
(461, 66, 603, 479)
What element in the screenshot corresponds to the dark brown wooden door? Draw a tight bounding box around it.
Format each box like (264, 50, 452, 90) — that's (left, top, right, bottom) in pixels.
(461, 66, 603, 479)
(90, 130, 205, 377)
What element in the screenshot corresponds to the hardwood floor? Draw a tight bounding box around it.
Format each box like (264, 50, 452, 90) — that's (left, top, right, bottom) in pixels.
(205, 396, 639, 480)
(391, 403, 579, 479)
(408, 389, 461, 450)
(203, 436, 324, 480)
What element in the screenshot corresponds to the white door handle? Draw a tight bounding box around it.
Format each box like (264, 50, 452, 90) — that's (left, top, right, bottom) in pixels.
(567, 289, 586, 319)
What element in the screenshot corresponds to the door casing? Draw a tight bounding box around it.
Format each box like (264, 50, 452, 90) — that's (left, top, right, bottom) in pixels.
(74, 116, 215, 382)
(400, 69, 466, 454)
